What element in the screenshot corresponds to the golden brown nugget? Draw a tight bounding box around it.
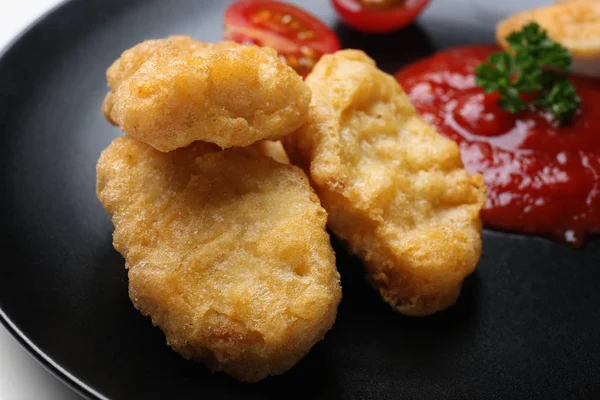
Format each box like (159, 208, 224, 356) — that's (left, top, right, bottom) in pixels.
(284, 50, 486, 316)
(103, 37, 311, 152)
(96, 137, 341, 382)
(496, 0, 600, 77)
(102, 36, 239, 122)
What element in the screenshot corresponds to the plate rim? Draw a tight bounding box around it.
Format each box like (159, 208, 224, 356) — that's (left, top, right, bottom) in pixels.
(0, 0, 106, 398)
(0, 309, 104, 400)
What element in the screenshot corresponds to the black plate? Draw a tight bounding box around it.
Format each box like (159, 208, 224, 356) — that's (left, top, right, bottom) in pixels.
(1, 0, 599, 399)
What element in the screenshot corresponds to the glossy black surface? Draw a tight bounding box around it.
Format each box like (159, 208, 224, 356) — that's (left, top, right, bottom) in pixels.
(1, 0, 599, 399)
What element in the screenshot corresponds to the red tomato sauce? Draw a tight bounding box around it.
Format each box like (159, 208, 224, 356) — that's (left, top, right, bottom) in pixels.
(396, 45, 600, 246)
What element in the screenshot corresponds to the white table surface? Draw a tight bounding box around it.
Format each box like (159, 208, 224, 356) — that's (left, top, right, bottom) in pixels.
(0, 4, 83, 400)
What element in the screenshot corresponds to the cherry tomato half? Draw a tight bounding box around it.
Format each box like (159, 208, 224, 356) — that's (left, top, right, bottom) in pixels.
(332, 0, 431, 33)
(224, 0, 341, 77)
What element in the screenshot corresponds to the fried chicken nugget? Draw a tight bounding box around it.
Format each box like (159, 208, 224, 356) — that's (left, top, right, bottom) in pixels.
(96, 137, 341, 382)
(496, 0, 600, 77)
(103, 36, 311, 152)
(283, 50, 486, 316)
(102, 36, 239, 121)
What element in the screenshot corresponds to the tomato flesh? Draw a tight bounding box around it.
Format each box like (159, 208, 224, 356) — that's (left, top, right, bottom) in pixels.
(224, 0, 341, 77)
(332, 0, 431, 33)
(361, 0, 405, 10)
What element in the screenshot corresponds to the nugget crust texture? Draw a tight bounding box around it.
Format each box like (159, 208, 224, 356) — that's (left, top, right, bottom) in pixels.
(96, 137, 341, 382)
(249, 140, 290, 165)
(284, 50, 486, 316)
(102, 36, 240, 122)
(103, 36, 311, 152)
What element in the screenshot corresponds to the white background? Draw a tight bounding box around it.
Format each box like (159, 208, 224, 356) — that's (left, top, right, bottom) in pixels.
(0, 4, 82, 400)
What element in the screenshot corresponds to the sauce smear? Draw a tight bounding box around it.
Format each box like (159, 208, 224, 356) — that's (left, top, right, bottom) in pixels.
(396, 45, 600, 246)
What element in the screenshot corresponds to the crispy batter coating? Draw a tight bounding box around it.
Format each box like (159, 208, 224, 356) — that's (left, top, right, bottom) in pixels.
(496, 0, 600, 77)
(96, 137, 341, 382)
(103, 36, 311, 152)
(284, 50, 486, 316)
(249, 140, 290, 165)
(106, 36, 239, 90)
(102, 36, 240, 122)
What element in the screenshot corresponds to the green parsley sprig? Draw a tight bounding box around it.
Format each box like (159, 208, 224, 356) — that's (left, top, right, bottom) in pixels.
(475, 22, 580, 125)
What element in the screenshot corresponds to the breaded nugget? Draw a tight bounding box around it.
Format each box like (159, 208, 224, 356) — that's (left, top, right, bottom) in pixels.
(284, 50, 485, 316)
(96, 137, 341, 382)
(103, 37, 311, 152)
(496, 0, 600, 77)
(102, 36, 240, 122)
(106, 36, 238, 88)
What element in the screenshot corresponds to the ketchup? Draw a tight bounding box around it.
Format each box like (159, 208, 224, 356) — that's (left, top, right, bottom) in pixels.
(396, 45, 600, 246)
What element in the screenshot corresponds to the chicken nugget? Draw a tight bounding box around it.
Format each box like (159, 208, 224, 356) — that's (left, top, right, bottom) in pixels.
(496, 0, 600, 78)
(284, 50, 486, 316)
(103, 37, 311, 152)
(96, 137, 341, 382)
(102, 36, 240, 121)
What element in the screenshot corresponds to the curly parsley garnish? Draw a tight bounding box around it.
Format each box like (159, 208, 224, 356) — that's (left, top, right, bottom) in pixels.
(475, 22, 580, 125)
